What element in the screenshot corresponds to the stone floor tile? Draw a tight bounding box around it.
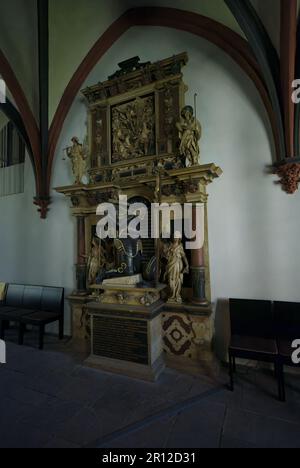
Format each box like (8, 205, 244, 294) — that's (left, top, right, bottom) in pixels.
(224, 408, 300, 448)
(166, 401, 226, 448)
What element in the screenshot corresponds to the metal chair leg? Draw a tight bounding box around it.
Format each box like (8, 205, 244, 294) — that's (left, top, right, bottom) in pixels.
(229, 352, 234, 391)
(59, 317, 64, 340)
(0, 320, 4, 340)
(18, 323, 25, 345)
(278, 362, 285, 402)
(274, 363, 278, 379)
(38, 325, 45, 350)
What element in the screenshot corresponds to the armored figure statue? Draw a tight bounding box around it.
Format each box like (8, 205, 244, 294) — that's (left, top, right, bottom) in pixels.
(176, 105, 202, 167)
(96, 237, 143, 282)
(113, 238, 143, 276)
(96, 209, 144, 282)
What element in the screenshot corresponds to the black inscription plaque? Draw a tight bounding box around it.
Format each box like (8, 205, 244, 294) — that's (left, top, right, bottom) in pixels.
(92, 315, 149, 365)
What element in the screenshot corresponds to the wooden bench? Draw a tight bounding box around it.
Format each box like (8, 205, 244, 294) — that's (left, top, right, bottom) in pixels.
(0, 284, 64, 350)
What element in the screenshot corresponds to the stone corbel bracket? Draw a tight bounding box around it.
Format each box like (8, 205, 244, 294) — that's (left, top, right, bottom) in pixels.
(274, 161, 300, 194)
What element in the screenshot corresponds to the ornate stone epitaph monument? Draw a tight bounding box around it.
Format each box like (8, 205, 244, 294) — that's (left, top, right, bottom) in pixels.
(55, 53, 222, 380)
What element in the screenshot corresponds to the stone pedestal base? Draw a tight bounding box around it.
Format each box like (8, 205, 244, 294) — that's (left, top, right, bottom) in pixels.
(84, 300, 165, 382)
(68, 294, 218, 381)
(68, 294, 91, 353)
(85, 355, 165, 382)
(162, 303, 219, 379)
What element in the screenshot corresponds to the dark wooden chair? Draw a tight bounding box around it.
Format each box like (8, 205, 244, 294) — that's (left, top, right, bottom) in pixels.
(0, 284, 35, 340)
(228, 298, 283, 401)
(274, 301, 300, 402)
(0, 284, 64, 350)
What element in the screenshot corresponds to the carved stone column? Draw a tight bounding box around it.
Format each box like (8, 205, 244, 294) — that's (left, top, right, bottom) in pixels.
(190, 204, 208, 305)
(75, 215, 87, 294)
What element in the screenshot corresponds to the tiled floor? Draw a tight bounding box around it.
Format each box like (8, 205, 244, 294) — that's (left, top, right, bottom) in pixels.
(1, 331, 300, 448)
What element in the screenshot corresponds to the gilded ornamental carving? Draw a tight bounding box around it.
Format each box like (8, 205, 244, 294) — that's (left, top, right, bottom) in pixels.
(56, 51, 222, 335)
(111, 96, 155, 162)
(176, 105, 202, 167)
(55, 52, 222, 378)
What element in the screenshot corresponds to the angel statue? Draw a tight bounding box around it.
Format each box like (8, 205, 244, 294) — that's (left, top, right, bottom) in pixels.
(163, 235, 190, 304)
(84, 237, 106, 286)
(64, 136, 88, 184)
(176, 104, 202, 167)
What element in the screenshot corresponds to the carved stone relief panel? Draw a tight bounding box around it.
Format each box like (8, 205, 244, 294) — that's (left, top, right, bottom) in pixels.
(111, 94, 156, 163)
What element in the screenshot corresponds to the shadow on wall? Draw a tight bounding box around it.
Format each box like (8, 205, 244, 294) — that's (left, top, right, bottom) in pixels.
(214, 298, 231, 363)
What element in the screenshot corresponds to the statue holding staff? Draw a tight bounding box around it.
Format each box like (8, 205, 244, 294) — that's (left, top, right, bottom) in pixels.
(176, 95, 202, 167)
